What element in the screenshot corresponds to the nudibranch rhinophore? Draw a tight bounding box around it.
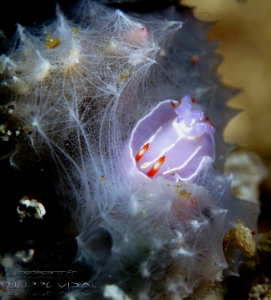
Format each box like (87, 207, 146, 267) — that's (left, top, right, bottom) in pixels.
(131, 95, 215, 181)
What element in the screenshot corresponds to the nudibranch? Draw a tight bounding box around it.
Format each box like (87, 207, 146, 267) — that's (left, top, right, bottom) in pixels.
(130, 95, 215, 182)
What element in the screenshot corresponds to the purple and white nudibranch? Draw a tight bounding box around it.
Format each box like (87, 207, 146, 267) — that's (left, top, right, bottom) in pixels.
(130, 95, 215, 182)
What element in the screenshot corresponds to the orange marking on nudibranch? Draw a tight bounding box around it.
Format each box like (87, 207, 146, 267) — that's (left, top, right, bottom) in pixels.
(204, 116, 210, 122)
(211, 123, 215, 127)
(170, 100, 177, 108)
(170, 100, 181, 109)
(191, 98, 196, 103)
(135, 143, 150, 162)
(147, 156, 166, 177)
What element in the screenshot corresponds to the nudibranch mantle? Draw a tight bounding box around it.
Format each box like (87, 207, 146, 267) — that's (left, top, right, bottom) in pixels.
(130, 95, 215, 182)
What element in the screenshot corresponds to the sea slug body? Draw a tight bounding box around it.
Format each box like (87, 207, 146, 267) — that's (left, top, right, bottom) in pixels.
(131, 95, 215, 181)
